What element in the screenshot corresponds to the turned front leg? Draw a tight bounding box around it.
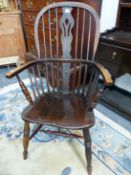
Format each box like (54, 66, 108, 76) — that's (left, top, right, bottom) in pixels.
(23, 121, 30, 160)
(83, 128, 92, 175)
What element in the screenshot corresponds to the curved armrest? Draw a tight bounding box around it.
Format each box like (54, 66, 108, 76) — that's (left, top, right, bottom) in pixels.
(94, 62, 113, 86)
(6, 60, 37, 78)
(6, 53, 38, 78)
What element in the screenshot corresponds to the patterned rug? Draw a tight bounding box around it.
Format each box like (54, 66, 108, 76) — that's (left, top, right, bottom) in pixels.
(0, 80, 131, 175)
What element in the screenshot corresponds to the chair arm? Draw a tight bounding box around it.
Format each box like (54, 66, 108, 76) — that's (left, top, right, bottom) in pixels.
(6, 53, 39, 78)
(94, 62, 113, 86)
(6, 61, 38, 78)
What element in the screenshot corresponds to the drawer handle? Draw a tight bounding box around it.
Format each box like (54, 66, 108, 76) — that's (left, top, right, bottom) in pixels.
(26, 0, 33, 9)
(50, 18, 56, 25)
(46, 0, 54, 5)
(30, 30, 34, 36)
(51, 36, 57, 42)
(29, 15, 35, 22)
(112, 52, 117, 59)
(0, 22, 2, 25)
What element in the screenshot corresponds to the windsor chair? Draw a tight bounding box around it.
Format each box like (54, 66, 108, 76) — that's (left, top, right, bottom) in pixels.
(6, 2, 113, 175)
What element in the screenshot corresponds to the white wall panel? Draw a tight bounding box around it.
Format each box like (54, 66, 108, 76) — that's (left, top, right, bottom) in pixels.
(100, 0, 119, 33)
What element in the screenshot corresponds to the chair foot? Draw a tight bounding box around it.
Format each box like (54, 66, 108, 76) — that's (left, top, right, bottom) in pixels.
(83, 128, 92, 175)
(23, 121, 30, 160)
(87, 166, 92, 175)
(23, 151, 28, 160)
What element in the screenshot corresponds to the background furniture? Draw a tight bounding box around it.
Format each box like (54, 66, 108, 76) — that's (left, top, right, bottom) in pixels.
(18, 0, 102, 57)
(6, 2, 112, 175)
(0, 0, 26, 65)
(96, 0, 131, 118)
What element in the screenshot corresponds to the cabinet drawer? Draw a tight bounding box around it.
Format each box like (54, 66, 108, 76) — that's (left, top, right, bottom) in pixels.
(96, 43, 128, 64)
(27, 38, 62, 58)
(21, 0, 66, 12)
(96, 43, 131, 76)
(23, 11, 59, 28)
(27, 38, 36, 51)
(23, 12, 37, 25)
(25, 25, 61, 47)
(25, 25, 35, 38)
(0, 15, 18, 29)
(21, 0, 48, 11)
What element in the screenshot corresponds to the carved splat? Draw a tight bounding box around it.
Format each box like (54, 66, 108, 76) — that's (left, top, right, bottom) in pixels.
(60, 7, 74, 92)
(60, 7, 74, 58)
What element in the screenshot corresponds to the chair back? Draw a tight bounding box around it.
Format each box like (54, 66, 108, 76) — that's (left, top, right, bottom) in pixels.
(34, 2, 100, 61)
(28, 2, 100, 100)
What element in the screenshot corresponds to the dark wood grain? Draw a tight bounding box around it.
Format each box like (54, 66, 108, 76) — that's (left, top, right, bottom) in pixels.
(6, 58, 113, 85)
(22, 93, 95, 129)
(5, 60, 37, 78)
(23, 121, 30, 160)
(83, 128, 92, 175)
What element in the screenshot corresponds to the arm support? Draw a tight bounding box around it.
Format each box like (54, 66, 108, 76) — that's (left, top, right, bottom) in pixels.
(87, 62, 113, 110)
(6, 61, 37, 78)
(95, 62, 113, 86)
(6, 53, 39, 78)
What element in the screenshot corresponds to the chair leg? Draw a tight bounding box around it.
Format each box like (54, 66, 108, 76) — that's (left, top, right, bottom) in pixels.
(83, 128, 92, 175)
(23, 121, 30, 160)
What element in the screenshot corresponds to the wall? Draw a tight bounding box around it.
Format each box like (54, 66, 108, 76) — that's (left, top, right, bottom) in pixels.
(100, 0, 119, 33)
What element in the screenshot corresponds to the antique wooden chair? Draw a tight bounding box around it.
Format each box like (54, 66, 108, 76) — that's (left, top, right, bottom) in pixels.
(6, 2, 112, 175)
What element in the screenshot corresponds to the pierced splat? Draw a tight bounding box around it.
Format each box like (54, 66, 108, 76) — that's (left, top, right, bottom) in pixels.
(65, 18, 69, 25)
(60, 7, 74, 58)
(60, 7, 74, 92)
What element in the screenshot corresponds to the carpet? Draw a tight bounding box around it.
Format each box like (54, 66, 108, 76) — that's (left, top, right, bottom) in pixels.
(0, 80, 131, 175)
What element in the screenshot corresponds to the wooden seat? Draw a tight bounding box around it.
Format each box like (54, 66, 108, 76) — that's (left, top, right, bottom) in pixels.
(22, 93, 95, 129)
(6, 2, 113, 175)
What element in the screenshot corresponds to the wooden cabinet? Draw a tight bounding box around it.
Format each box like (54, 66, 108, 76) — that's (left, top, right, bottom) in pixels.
(96, 34, 131, 77)
(19, 0, 102, 58)
(95, 0, 131, 118)
(0, 1, 26, 65)
(96, 0, 131, 78)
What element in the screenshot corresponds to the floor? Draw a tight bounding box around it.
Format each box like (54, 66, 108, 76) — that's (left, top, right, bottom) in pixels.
(96, 104, 131, 132)
(0, 65, 131, 133)
(0, 65, 27, 88)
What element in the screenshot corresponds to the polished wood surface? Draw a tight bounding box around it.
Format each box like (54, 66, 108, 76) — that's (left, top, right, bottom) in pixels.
(83, 128, 92, 175)
(22, 93, 95, 129)
(101, 30, 131, 46)
(6, 57, 113, 86)
(23, 121, 30, 159)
